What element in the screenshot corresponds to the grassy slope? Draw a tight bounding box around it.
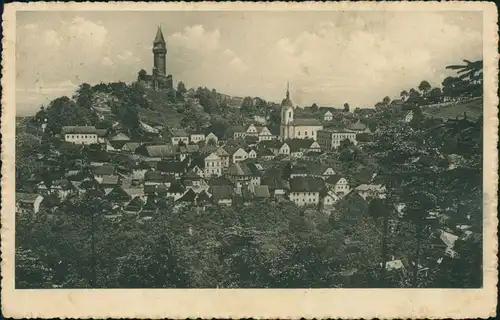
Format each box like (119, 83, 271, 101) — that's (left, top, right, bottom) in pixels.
(422, 98, 483, 121)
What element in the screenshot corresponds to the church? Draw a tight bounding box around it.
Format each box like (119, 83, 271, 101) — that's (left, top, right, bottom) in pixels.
(137, 26, 174, 90)
(280, 84, 323, 141)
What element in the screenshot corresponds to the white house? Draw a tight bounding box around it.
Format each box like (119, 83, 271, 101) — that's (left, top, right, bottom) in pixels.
(288, 177, 325, 207)
(326, 176, 350, 196)
(247, 149, 257, 159)
(232, 148, 249, 163)
(321, 190, 340, 211)
(204, 152, 223, 177)
(279, 142, 290, 155)
(190, 133, 205, 144)
(170, 129, 190, 145)
(16, 193, 43, 214)
(355, 184, 386, 200)
(206, 132, 219, 145)
(324, 111, 333, 121)
(317, 129, 357, 150)
(62, 126, 98, 145)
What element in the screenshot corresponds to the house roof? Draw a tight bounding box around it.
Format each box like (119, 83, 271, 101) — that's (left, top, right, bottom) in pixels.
(209, 176, 234, 187)
(92, 165, 116, 176)
(183, 169, 202, 180)
(215, 147, 229, 157)
(258, 148, 275, 157)
(262, 176, 290, 190)
(289, 177, 325, 192)
(143, 144, 177, 158)
(168, 181, 185, 193)
(259, 140, 282, 149)
(144, 170, 168, 182)
(211, 185, 234, 201)
(285, 139, 314, 152)
(291, 118, 322, 126)
(325, 175, 343, 185)
(62, 126, 97, 134)
(355, 184, 385, 192)
(105, 186, 131, 201)
(100, 175, 119, 185)
(347, 120, 368, 131)
(179, 144, 199, 154)
(157, 161, 185, 174)
(228, 162, 249, 176)
(254, 185, 270, 198)
(123, 142, 141, 152)
(123, 188, 145, 198)
(126, 196, 145, 208)
(95, 129, 109, 137)
(324, 111, 333, 116)
(108, 132, 131, 141)
(170, 128, 189, 137)
(177, 189, 197, 202)
(17, 193, 41, 203)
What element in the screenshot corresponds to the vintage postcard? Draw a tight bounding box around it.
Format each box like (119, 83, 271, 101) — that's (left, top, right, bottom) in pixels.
(1, 1, 498, 318)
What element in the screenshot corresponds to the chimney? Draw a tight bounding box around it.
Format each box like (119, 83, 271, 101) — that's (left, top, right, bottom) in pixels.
(464, 112, 467, 120)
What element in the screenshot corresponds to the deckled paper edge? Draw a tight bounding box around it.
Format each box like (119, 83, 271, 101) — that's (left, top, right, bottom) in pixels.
(1, 2, 498, 319)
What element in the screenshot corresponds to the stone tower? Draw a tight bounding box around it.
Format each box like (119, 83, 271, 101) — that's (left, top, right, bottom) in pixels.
(152, 26, 167, 77)
(280, 82, 295, 140)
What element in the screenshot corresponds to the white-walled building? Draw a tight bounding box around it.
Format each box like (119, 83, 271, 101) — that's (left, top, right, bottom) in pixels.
(288, 177, 325, 207)
(204, 152, 223, 177)
(280, 84, 323, 141)
(62, 126, 98, 145)
(324, 111, 333, 121)
(317, 129, 357, 150)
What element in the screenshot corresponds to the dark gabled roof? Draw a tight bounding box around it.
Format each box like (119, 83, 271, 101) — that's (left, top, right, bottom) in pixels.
(285, 138, 314, 152)
(154, 26, 166, 44)
(259, 140, 281, 149)
(144, 170, 167, 182)
(169, 128, 189, 137)
(95, 129, 109, 137)
(100, 175, 119, 185)
(138, 144, 177, 158)
(179, 144, 199, 154)
(108, 132, 131, 141)
(211, 185, 234, 201)
(126, 196, 145, 208)
(167, 181, 185, 193)
(123, 142, 141, 152)
(258, 148, 275, 157)
(62, 126, 97, 134)
(347, 120, 367, 131)
(325, 175, 343, 185)
(291, 118, 322, 126)
(197, 190, 211, 203)
(157, 161, 185, 174)
(183, 169, 202, 180)
(289, 177, 325, 192)
(262, 176, 290, 190)
(209, 176, 234, 187)
(254, 185, 270, 198)
(176, 189, 196, 202)
(92, 165, 116, 176)
(105, 186, 132, 201)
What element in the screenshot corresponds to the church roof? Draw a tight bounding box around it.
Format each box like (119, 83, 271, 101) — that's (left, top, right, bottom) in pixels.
(154, 26, 166, 44)
(291, 118, 322, 126)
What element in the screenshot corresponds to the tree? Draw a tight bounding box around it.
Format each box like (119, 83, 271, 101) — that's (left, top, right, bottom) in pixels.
(137, 69, 148, 81)
(240, 96, 255, 115)
(177, 81, 187, 95)
(382, 96, 391, 106)
(343, 103, 350, 112)
(428, 87, 442, 103)
(446, 60, 483, 83)
(311, 103, 319, 113)
(418, 81, 431, 94)
(400, 90, 409, 102)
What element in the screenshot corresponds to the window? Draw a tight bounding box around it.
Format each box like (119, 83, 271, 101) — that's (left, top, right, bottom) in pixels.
(288, 111, 292, 118)
(305, 131, 308, 136)
(298, 131, 301, 136)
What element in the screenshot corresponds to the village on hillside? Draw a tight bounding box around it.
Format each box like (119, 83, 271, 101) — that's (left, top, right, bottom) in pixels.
(15, 26, 483, 289)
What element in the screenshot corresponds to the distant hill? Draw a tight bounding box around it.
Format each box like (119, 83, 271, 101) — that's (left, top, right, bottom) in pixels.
(422, 98, 483, 121)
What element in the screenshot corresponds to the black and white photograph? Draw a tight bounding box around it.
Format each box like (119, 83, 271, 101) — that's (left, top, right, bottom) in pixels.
(2, 2, 497, 319)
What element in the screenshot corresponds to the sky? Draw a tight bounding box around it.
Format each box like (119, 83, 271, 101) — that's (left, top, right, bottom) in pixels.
(16, 10, 483, 115)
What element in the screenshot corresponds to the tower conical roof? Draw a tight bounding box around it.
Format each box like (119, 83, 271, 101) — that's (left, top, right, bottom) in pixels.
(154, 26, 166, 44)
(281, 81, 293, 107)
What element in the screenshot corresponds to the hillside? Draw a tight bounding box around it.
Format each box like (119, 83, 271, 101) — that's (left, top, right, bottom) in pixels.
(422, 98, 483, 121)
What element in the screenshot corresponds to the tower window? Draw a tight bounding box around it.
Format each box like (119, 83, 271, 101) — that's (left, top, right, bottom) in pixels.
(289, 111, 292, 118)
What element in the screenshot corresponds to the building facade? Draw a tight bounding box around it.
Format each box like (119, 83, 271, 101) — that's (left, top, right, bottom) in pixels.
(280, 83, 323, 141)
(317, 129, 357, 150)
(62, 126, 98, 145)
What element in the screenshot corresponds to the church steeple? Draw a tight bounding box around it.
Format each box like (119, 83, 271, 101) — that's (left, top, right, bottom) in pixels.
(154, 26, 166, 44)
(286, 81, 290, 100)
